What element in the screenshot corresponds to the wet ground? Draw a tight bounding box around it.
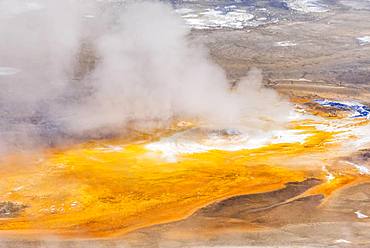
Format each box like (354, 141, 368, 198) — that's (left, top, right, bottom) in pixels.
(1, 0, 370, 247)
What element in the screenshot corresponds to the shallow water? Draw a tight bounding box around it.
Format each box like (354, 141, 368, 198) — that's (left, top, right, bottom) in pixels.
(0, 98, 369, 238)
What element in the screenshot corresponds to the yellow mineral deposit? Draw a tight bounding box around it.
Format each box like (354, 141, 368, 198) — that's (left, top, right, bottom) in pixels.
(0, 101, 369, 238)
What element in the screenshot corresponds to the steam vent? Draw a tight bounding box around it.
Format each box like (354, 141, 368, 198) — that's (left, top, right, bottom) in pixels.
(1, 0, 370, 247)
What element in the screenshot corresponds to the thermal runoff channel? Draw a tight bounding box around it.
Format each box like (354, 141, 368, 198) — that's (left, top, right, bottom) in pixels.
(0, 0, 370, 240)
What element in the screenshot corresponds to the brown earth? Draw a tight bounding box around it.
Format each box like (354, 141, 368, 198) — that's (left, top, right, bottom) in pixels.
(2, 2, 370, 247)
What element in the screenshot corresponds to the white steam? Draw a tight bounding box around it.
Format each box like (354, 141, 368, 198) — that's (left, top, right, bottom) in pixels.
(0, 0, 292, 153)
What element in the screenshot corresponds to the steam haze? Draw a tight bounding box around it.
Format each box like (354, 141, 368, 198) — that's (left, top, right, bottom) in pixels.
(0, 0, 292, 153)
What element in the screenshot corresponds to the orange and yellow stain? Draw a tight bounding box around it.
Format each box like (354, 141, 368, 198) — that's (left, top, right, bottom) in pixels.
(0, 117, 368, 238)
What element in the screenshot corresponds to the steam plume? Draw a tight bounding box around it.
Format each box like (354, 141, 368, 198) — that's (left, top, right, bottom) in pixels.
(0, 0, 291, 153)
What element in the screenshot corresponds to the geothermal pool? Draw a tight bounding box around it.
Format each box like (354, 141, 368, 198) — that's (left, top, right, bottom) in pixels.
(0, 97, 369, 239)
